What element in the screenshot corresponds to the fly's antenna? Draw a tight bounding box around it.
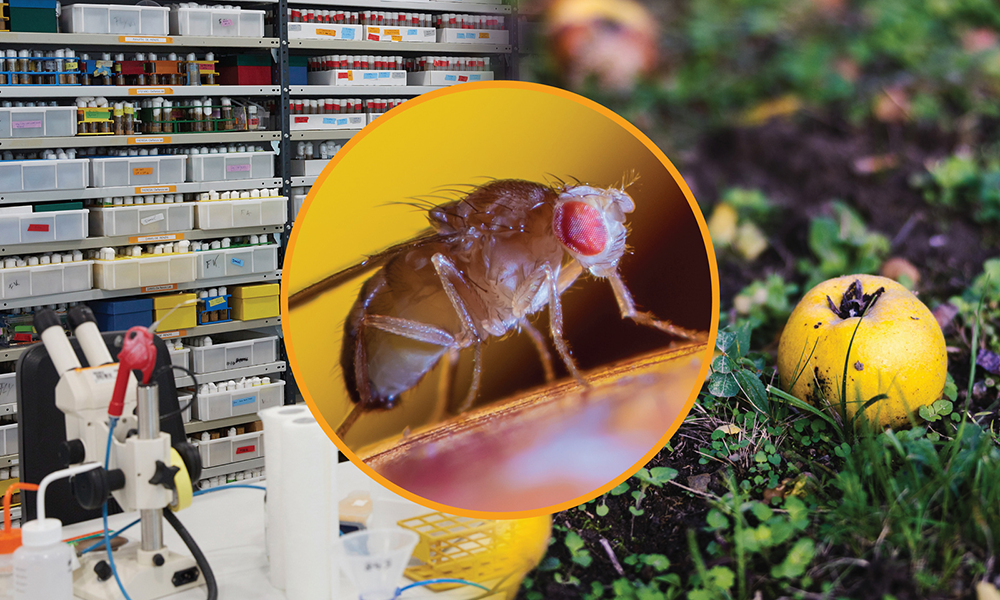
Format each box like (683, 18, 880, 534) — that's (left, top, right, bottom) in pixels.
(619, 170, 640, 190)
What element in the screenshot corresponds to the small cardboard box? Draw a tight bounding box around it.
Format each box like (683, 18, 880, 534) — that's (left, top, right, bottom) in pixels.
(90, 298, 154, 332)
(232, 283, 278, 321)
(153, 292, 197, 331)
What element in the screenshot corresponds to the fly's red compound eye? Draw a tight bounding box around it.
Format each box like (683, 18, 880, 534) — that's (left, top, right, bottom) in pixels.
(553, 201, 608, 256)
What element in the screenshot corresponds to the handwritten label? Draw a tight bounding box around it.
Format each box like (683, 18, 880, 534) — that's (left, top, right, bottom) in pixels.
(385, 29, 400, 35)
(458, 75, 468, 82)
(129, 88, 173, 96)
(84, 109, 112, 121)
(367, 34, 380, 41)
(6, 278, 22, 290)
(391, 35, 402, 42)
(294, 116, 309, 123)
(219, 18, 233, 27)
(337, 118, 348, 126)
(235, 444, 256, 455)
(26, 224, 49, 232)
(226, 164, 251, 173)
(136, 185, 176, 194)
(132, 167, 154, 176)
(368, 27, 379, 34)
(337, 71, 349, 79)
(231, 258, 245, 267)
(232, 395, 255, 407)
(322, 117, 336, 124)
(139, 213, 165, 226)
(407, 29, 417, 35)
(317, 28, 337, 36)
(479, 32, 490, 38)
(198, 63, 215, 72)
(12, 120, 41, 129)
(131, 233, 181, 243)
(457, 32, 468, 39)
(128, 136, 169, 145)
(469, 74, 482, 81)
(364, 72, 378, 80)
(208, 296, 226, 307)
(119, 36, 171, 43)
(227, 356, 250, 368)
(341, 27, 355, 40)
(142, 283, 177, 293)
(445, 74, 457, 81)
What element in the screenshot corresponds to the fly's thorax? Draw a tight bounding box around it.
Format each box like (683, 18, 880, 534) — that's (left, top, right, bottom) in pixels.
(552, 185, 633, 277)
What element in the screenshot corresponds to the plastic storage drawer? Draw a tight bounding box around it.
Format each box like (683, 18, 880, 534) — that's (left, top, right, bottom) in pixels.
(169, 347, 191, 370)
(178, 393, 193, 424)
(60, 3, 169, 35)
(193, 197, 287, 230)
(0, 107, 77, 138)
(90, 297, 154, 331)
(170, 6, 264, 37)
(0, 261, 93, 300)
(0, 209, 88, 245)
(195, 245, 277, 279)
(0, 373, 15, 416)
(192, 379, 284, 422)
(89, 203, 194, 237)
(186, 152, 274, 182)
(197, 431, 263, 467)
(91, 156, 186, 187)
(0, 159, 89, 193)
(0, 424, 17, 456)
(93, 254, 197, 290)
(190, 332, 278, 374)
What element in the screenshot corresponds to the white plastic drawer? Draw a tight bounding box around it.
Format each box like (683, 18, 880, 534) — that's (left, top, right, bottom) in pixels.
(196, 245, 277, 279)
(61, 3, 169, 35)
(0, 373, 15, 416)
(0, 261, 93, 300)
(170, 6, 264, 37)
(186, 152, 274, 182)
(89, 203, 194, 237)
(0, 424, 16, 456)
(196, 431, 263, 467)
(190, 333, 278, 374)
(193, 197, 287, 230)
(0, 209, 88, 245)
(0, 107, 78, 138)
(0, 159, 89, 193)
(93, 254, 197, 290)
(169, 347, 190, 371)
(192, 380, 284, 422)
(91, 156, 186, 187)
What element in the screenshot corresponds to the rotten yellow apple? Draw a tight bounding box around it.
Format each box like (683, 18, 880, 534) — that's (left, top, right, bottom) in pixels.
(777, 274, 947, 428)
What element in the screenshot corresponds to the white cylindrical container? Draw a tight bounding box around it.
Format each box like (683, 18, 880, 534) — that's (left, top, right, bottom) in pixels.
(13, 519, 72, 600)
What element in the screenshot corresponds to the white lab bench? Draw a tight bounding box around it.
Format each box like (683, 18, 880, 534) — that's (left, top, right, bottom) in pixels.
(62, 461, 496, 600)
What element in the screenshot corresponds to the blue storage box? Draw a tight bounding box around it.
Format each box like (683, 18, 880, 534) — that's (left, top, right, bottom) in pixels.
(89, 298, 154, 332)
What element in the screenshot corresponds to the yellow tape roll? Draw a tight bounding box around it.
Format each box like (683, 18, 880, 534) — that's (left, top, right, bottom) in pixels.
(170, 448, 193, 512)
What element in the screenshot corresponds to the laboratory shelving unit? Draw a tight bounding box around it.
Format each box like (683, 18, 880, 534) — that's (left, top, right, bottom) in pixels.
(0, 0, 517, 486)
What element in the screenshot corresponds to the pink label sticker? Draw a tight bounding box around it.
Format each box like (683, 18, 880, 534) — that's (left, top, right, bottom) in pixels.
(219, 18, 233, 26)
(226, 164, 252, 173)
(13, 120, 42, 129)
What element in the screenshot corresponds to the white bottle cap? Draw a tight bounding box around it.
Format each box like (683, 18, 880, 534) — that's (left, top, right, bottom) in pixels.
(22, 518, 63, 547)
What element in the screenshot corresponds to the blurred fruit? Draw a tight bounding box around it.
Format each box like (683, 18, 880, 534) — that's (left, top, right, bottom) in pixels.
(873, 86, 912, 123)
(546, 0, 658, 92)
(880, 257, 921, 289)
(777, 275, 947, 428)
(707, 203, 738, 246)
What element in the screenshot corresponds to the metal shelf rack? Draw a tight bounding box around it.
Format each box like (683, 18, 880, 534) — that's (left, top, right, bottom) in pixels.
(0, 131, 280, 150)
(0, 32, 279, 48)
(0, 86, 280, 99)
(0, 178, 282, 204)
(290, 129, 359, 141)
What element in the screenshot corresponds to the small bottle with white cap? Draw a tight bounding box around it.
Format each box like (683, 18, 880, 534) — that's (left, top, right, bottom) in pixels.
(12, 515, 74, 600)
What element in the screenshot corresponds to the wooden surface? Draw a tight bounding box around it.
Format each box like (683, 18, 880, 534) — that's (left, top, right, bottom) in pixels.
(360, 341, 708, 513)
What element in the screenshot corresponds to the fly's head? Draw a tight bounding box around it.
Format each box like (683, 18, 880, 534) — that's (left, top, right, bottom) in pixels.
(552, 184, 634, 278)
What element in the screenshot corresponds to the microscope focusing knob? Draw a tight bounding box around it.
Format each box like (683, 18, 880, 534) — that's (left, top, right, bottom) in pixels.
(71, 468, 126, 511)
(58, 440, 86, 467)
(149, 461, 180, 491)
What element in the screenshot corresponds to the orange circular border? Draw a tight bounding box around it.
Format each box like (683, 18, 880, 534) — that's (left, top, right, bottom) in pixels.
(282, 80, 720, 520)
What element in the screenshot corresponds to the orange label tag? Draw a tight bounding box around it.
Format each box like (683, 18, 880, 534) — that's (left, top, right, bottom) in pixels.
(135, 185, 176, 194)
(157, 330, 185, 339)
(129, 88, 173, 96)
(391, 35, 402, 41)
(368, 27, 379, 33)
(119, 36, 172, 44)
(132, 167, 154, 176)
(141, 283, 177, 293)
(385, 29, 400, 35)
(128, 136, 170, 145)
(129, 233, 182, 243)
(479, 32, 490, 38)
(347, 71, 353, 81)
(317, 28, 337, 36)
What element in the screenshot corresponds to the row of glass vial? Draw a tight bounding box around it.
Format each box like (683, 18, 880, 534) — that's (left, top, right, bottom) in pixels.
(0, 252, 85, 268)
(195, 188, 281, 201)
(1, 149, 80, 161)
(92, 242, 192, 260)
(288, 97, 408, 115)
(295, 141, 341, 160)
(307, 55, 404, 71)
(198, 468, 264, 489)
(408, 56, 490, 71)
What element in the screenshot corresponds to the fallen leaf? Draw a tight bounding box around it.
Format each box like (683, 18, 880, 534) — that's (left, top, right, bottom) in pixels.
(734, 222, 769, 261)
(853, 153, 899, 175)
(716, 424, 742, 435)
(740, 95, 803, 127)
(976, 581, 1000, 600)
(874, 87, 911, 123)
(708, 203, 738, 246)
(933, 303, 959, 333)
(686, 473, 713, 494)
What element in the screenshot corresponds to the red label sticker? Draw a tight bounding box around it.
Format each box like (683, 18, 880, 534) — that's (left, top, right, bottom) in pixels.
(27, 224, 49, 232)
(294, 116, 309, 123)
(458, 75, 468, 82)
(337, 72, 349, 79)
(368, 34, 380, 41)
(236, 445, 256, 455)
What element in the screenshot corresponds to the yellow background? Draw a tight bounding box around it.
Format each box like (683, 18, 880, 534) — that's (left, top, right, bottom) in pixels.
(283, 82, 718, 516)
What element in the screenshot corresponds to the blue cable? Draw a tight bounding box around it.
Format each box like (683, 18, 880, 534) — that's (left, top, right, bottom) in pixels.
(102, 417, 133, 600)
(193, 484, 266, 496)
(396, 579, 491, 595)
(78, 517, 140, 555)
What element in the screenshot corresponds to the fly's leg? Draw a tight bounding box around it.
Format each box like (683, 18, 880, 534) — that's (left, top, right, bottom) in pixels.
(519, 318, 555, 382)
(434, 349, 460, 424)
(608, 271, 707, 342)
(543, 263, 586, 385)
(431, 253, 486, 413)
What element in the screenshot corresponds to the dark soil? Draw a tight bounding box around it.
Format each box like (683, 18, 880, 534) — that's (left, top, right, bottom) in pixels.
(518, 115, 1000, 600)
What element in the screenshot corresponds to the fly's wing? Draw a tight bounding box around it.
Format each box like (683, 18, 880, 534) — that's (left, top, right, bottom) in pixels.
(289, 229, 451, 307)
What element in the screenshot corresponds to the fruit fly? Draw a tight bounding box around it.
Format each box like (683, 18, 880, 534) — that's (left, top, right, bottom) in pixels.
(289, 178, 707, 438)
